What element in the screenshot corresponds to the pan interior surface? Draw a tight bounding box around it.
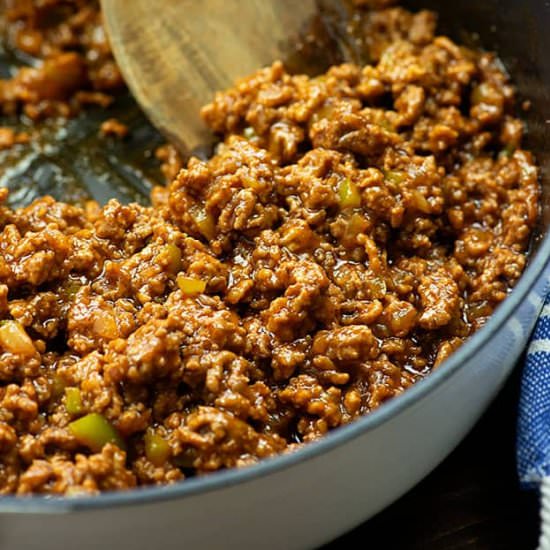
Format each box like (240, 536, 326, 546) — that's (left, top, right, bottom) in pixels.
(0, 0, 548, 511)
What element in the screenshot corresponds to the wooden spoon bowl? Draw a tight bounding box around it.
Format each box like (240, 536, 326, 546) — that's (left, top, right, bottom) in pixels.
(101, 0, 318, 154)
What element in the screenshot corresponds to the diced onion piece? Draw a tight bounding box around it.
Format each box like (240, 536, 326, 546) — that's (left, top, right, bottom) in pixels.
(411, 190, 431, 214)
(51, 374, 66, 400)
(64, 280, 82, 299)
(93, 311, 119, 339)
(162, 243, 182, 274)
(338, 178, 361, 209)
(243, 126, 257, 140)
(192, 209, 216, 241)
(0, 321, 35, 356)
(177, 275, 206, 297)
(69, 413, 125, 452)
(65, 387, 83, 416)
(346, 213, 369, 237)
(384, 170, 406, 184)
(144, 430, 171, 466)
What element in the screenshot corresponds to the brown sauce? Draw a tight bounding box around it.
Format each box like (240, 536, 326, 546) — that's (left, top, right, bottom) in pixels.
(0, 0, 539, 495)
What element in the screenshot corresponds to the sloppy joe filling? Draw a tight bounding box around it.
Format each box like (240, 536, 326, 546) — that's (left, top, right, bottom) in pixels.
(0, 0, 539, 495)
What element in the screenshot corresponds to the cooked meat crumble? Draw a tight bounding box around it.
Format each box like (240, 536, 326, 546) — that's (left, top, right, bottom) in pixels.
(0, 0, 539, 495)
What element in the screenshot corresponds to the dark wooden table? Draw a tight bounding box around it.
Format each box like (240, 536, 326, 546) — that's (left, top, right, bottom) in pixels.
(327, 365, 540, 549)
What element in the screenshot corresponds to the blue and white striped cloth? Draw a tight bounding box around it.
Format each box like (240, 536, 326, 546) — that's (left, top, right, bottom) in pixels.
(518, 293, 550, 549)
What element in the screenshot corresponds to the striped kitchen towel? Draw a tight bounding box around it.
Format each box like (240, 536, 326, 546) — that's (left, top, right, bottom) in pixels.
(518, 293, 550, 549)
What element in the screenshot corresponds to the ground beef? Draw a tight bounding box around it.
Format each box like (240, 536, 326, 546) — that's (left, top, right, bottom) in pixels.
(100, 118, 128, 139)
(0, 0, 123, 120)
(0, 1, 539, 495)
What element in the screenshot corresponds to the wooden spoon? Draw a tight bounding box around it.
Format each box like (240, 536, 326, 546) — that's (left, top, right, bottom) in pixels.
(101, 0, 318, 154)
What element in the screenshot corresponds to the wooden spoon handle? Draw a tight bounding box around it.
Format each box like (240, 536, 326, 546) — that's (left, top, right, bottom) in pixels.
(101, 0, 317, 153)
